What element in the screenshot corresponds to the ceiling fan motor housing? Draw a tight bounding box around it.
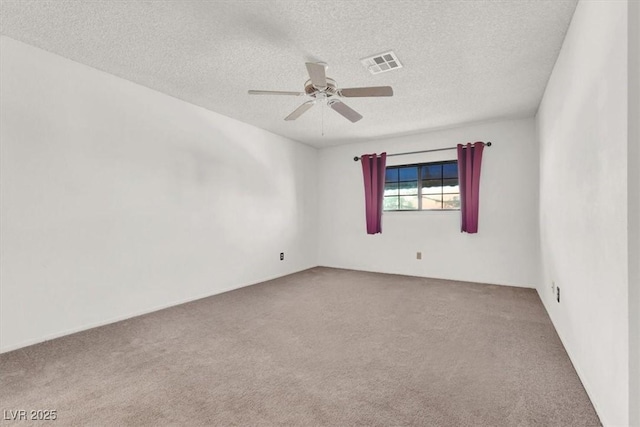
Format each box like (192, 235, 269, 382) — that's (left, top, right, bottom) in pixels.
(305, 78, 338, 97)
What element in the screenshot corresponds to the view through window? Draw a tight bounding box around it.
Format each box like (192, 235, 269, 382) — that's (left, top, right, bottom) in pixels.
(383, 161, 460, 211)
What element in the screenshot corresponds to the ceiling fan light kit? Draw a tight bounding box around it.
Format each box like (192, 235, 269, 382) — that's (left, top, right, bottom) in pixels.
(248, 62, 394, 123)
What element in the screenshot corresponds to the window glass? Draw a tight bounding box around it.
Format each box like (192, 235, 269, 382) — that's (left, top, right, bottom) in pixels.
(398, 167, 418, 181)
(421, 195, 442, 210)
(384, 182, 399, 196)
(422, 164, 442, 180)
(384, 161, 460, 211)
(383, 196, 399, 210)
(398, 181, 418, 195)
(385, 168, 399, 183)
(399, 195, 419, 210)
(442, 178, 459, 194)
(443, 194, 461, 209)
(442, 163, 458, 179)
(421, 180, 442, 195)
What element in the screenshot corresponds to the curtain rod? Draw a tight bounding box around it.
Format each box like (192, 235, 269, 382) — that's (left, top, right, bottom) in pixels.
(352, 141, 492, 162)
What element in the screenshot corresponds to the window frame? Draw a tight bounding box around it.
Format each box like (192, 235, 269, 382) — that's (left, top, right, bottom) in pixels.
(383, 160, 461, 212)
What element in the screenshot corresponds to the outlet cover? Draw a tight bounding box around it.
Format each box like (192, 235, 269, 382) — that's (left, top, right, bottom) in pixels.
(416, 252, 422, 260)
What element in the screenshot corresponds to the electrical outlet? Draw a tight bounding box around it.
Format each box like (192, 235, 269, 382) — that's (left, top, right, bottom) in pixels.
(556, 286, 560, 303)
(280, 252, 284, 261)
(416, 252, 422, 260)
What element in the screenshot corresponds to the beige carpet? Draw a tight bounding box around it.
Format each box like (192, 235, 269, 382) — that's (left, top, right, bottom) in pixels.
(0, 267, 600, 426)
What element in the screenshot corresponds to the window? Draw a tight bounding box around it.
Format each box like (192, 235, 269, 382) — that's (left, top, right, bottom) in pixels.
(383, 161, 460, 211)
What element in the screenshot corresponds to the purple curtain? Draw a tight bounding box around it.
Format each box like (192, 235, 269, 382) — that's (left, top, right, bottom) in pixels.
(457, 142, 485, 234)
(360, 152, 387, 234)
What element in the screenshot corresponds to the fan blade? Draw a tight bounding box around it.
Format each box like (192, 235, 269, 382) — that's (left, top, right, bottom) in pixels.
(248, 90, 304, 96)
(339, 86, 393, 97)
(328, 100, 363, 123)
(305, 62, 327, 89)
(285, 100, 316, 121)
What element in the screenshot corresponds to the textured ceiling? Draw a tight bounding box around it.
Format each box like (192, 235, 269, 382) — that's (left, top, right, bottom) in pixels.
(0, 0, 577, 147)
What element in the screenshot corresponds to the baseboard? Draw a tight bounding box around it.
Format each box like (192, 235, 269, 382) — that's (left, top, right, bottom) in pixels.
(535, 289, 606, 426)
(317, 263, 536, 289)
(0, 265, 318, 354)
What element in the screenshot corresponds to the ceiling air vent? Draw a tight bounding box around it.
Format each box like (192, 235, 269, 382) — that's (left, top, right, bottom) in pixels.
(361, 51, 403, 75)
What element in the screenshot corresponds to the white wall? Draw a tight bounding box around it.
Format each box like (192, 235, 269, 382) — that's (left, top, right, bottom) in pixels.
(317, 118, 539, 288)
(628, 1, 640, 425)
(0, 36, 318, 353)
(536, 1, 628, 425)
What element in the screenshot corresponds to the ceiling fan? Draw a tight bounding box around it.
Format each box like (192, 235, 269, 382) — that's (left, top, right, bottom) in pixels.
(248, 62, 393, 123)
